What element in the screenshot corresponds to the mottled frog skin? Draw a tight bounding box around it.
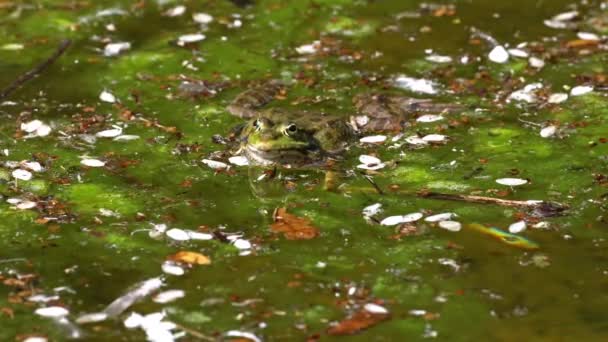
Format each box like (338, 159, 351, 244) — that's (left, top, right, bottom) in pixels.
(227, 81, 461, 167)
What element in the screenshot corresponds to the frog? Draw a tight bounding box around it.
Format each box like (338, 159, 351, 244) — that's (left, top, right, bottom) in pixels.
(227, 80, 462, 170)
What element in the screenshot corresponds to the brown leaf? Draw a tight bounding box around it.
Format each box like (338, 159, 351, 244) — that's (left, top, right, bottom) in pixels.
(168, 251, 211, 265)
(566, 39, 600, 49)
(271, 207, 319, 240)
(327, 310, 390, 336)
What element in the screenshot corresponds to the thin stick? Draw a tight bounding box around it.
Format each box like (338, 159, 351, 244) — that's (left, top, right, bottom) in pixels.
(0, 39, 72, 101)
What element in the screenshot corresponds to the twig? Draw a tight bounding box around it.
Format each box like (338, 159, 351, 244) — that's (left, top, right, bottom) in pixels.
(0, 39, 72, 101)
(416, 190, 568, 217)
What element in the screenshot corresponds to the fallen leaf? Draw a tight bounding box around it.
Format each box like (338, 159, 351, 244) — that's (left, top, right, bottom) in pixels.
(167, 251, 211, 265)
(327, 309, 390, 335)
(271, 208, 319, 240)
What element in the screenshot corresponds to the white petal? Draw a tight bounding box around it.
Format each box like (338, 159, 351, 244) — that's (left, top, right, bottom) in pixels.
(425, 55, 452, 63)
(508, 220, 527, 234)
(570, 85, 593, 96)
(16, 201, 37, 210)
(96, 128, 123, 138)
(225, 331, 261, 342)
(193, 13, 213, 24)
(23, 161, 43, 172)
(438, 220, 462, 232)
(35, 306, 69, 318)
(164, 5, 186, 17)
(364, 303, 389, 314)
(552, 11, 579, 22)
(12, 169, 32, 181)
(496, 178, 528, 186)
(228, 156, 249, 166)
(540, 125, 557, 138)
(35, 124, 52, 137)
(577, 32, 600, 41)
(528, 57, 545, 69)
(23, 337, 47, 342)
(359, 135, 387, 144)
(380, 212, 423, 226)
(81, 159, 106, 167)
(161, 262, 185, 276)
(488, 45, 509, 64)
(124, 312, 144, 328)
(99, 90, 117, 103)
(104, 42, 131, 57)
(405, 135, 428, 146)
(76, 312, 108, 324)
(362, 203, 382, 217)
(416, 114, 443, 123)
(202, 159, 228, 169)
(425, 212, 455, 222)
(357, 163, 386, 171)
(186, 231, 213, 240)
(547, 93, 568, 104)
(113, 134, 140, 141)
(393, 76, 439, 94)
(153, 290, 185, 304)
(178, 33, 206, 44)
(508, 48, 529, 58)
(166, 228, 190, 241)
(295, 41, 319, 54)
(21, 120, 43, 133)
(233, 239, 252, 250)
(359, 155, 382, 166)
(422, 134, 447, 142)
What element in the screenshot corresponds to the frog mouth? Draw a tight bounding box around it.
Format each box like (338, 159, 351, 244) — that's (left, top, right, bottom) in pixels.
(243, 144, 321, 166)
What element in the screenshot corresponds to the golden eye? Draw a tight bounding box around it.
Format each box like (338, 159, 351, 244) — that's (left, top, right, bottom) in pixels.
(285, 123, 297, 135)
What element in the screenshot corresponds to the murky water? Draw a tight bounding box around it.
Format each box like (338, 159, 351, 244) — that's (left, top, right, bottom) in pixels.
(0, 0, 607, 340)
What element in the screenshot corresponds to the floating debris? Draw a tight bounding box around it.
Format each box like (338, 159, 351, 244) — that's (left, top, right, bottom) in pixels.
(438, 220, 462, 232)
(193, 13, 213, 24)
(405, 135, 429, 146)
(178, 33, 206, 46)
(96, 127, 122, 138)
(507, 83, 543, 103)
(496, 178, 528, 186)
(124, 311, 180, 342)
(357, 155, 386, 171)
(76, 312, 108, 324)
(570, 85, 593, 96)
(21, 120, 52, 138)
(362, 203, 382, 217)
(416, 114, 444, 123)
(104, 42, 131, 57)
(540, 125, 557, 138)
(508, 220, 527, 234)
(103, 277, 164, 318)
(202, 159, 228, 169)
(164, 5, 186, 17)
(508, 48, 529, 58)
(295, 41, 320, 54)
(422, 134, 447, 143)
(81, 159, 106, 167)
(577, 32, 600, 41)
(425, 55, 452, 63)
(393, 76, 439, 94)
(364, 303, 389, 314)
(425, 212, 455, 222)
(99, 90, 117, 103)
(166, 228, 190, 241)
(488, 45, 509, 63)
(35, 306, 69, 318)
(228, 155, 249, 166)
(544, 11, 579, 29)
(547, 93, 568, 104)
(380, 212, 423, 226)
(153, 290, 185, 304)
(161, 262, 185, 276)
(232, 239, 252, 250)
(12, 169, 32, 181)
(528, 57, 545, 69)
(114, 134, 140, 141)
(225, 331, 261, 342)
(16, 201, 37, 210)
(359, 135, 387, 143)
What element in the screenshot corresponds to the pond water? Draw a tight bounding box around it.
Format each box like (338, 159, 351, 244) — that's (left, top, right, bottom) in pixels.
(1, 0, 608, 341)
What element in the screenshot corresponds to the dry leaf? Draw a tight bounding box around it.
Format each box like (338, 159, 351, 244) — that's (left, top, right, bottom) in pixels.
(566, 39, 600, 49)
(167, 251, 211, 265)
(271, 207, 319, 240)
(327, 310, 390, 335)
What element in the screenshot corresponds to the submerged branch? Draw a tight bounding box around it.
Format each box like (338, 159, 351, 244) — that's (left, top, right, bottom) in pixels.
(0, 39, 72, 101)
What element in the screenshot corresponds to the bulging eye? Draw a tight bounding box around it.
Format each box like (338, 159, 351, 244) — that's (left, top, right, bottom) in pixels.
(253, 119, 261, 131)
(285, 123, 297, 134)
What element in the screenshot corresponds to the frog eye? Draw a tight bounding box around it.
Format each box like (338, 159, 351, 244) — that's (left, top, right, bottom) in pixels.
(253, 119, 262, 131)
(285, 123, 297, 135)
